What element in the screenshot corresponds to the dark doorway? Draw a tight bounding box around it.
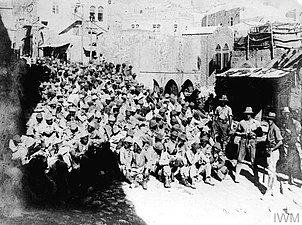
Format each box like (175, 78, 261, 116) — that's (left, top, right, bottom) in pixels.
(164, 79, 178, 95)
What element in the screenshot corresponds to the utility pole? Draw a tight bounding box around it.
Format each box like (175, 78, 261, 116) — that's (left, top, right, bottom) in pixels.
(89, 14, 95, 63)
(270, 22, 274, 59)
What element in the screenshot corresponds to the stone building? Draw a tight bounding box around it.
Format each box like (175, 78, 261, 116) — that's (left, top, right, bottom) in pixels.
(98, 26, 233, 93)
(14, 0, 109, 63)
(201, 7, 240, 27)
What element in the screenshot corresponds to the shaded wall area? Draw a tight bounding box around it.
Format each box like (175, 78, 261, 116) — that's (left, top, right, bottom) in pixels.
(0, 13, 25, 216)
(215, 77, 275, 120)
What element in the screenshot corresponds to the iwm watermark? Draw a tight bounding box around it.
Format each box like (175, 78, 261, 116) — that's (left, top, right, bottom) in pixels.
(271, 211, 302, 225)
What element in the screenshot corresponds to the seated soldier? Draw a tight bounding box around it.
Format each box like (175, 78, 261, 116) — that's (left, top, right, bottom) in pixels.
(128, 139, 150, 190)
(119, 136, 134, 183)
(158, 144, 172, 188)
(188, 138, 214, 186)
(211, 142, 228, 181)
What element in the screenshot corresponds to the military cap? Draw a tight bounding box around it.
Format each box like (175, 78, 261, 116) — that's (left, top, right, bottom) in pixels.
(82, 103, 89, 110)
(13, 135, 22, 143)
(178, 133, 187, 141)
(86, 112, 94, 120)
(140, 136, 153, 146)
(185, 102, 190, 107)
(172, 124, 181, 131)
(155, 133, 164, 140)
(124, 136, 133, 143)
(171, 110, 178, 116)
(127, 129, 135, 137)
(164, 93, 170, 98)
(34, 104, 44, 113)
(180, 100, 186, 106)
(70, 123, 78, 131)
(88, 121, 95, 128)
(95, 111, 102, 118)
(159, 107, 166, 114)
(155, 114, 163, 120)
(48, 99, 57, 106)
(189, 102, 195, 108)
(213, 142, 222, 152)
(80, 131, 89, 138)
(200, 135, 209, 142)
(170, 98, 176, 104)
(191, 142, 200, 151)
(153, 143, 164, 151)
(116, 99, 124, 106)
(36, 113, 43, 119)
(171, 130, 178, 137)
(69, 106, 77, 112)
(108, 115, 116, 122)
(149, 119, 157, 128)
(56, 91, 63, 97)
(138, 99, 144, 105)
(26, 127, 35, 136)
(113, 126, 121, 134)
(186, 110, 193, 118)
(171, 117, 178, 124)
(45, 114, 53, 121)
(24, 137, 36, 148)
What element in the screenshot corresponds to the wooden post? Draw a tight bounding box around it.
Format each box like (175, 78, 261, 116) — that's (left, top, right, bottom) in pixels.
(271, 22, 274, 59)
(246, 34, 249, 60)
(81, 4, 84, 64)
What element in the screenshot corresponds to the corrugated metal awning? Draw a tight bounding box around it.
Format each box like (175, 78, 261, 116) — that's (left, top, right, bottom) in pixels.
(216, 67, 296, 78)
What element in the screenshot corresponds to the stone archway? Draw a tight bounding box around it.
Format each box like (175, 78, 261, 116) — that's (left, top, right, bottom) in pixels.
(164, 79, 179, 95)
(153, 79, 160, 93)
(181, 79, 194, 93)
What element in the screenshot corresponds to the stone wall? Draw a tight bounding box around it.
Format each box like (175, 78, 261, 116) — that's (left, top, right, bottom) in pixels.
(98, 30, 202, 90)
(201, 8, 240, 27)
(0, 14, 24, 217)
(98, 27, 233, 91)
(231, 48, 287, 68)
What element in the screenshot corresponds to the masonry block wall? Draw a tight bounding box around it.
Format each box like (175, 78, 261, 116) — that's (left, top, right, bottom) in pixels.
(231, 48, 287, 68)
(201, 8, 240, 27)
(98, 30, 202, 90)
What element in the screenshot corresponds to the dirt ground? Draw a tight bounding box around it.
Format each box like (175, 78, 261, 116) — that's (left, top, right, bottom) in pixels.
(124, 164, 302, 225)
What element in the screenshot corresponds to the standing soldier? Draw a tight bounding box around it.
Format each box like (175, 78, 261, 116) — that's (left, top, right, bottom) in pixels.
(263, 112, 283, 197)
(235, 107, 262, 184)
(281, 107, 302, 184)
(214, 95, 233, 154)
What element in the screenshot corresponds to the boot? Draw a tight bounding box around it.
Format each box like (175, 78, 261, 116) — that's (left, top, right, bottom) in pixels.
(204, 177, 215, 186)
(164, 176, 171, 188)
(141, 179, 148, 190)
(179, 175, 190, 187)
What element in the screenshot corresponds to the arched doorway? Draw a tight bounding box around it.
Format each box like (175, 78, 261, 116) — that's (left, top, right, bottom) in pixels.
(181, 79, 194, 93)
(164, 79, 178, 95)
(153, 79, 160, 93)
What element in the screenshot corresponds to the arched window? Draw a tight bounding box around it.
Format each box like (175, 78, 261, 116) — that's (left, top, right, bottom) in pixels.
(90, 6, 96, 21)
(215, 44, 221, 70)
(98, 6, 104, 22)
(223, 44, 230, 69)
(136, 24, 139, 28)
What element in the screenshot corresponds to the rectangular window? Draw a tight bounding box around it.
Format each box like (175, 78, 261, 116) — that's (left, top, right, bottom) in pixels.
(98, 13, 103, 22)
(73, 26, 80, 36)
(52, 2, 59, 14)
(215, 53, 221, 70)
